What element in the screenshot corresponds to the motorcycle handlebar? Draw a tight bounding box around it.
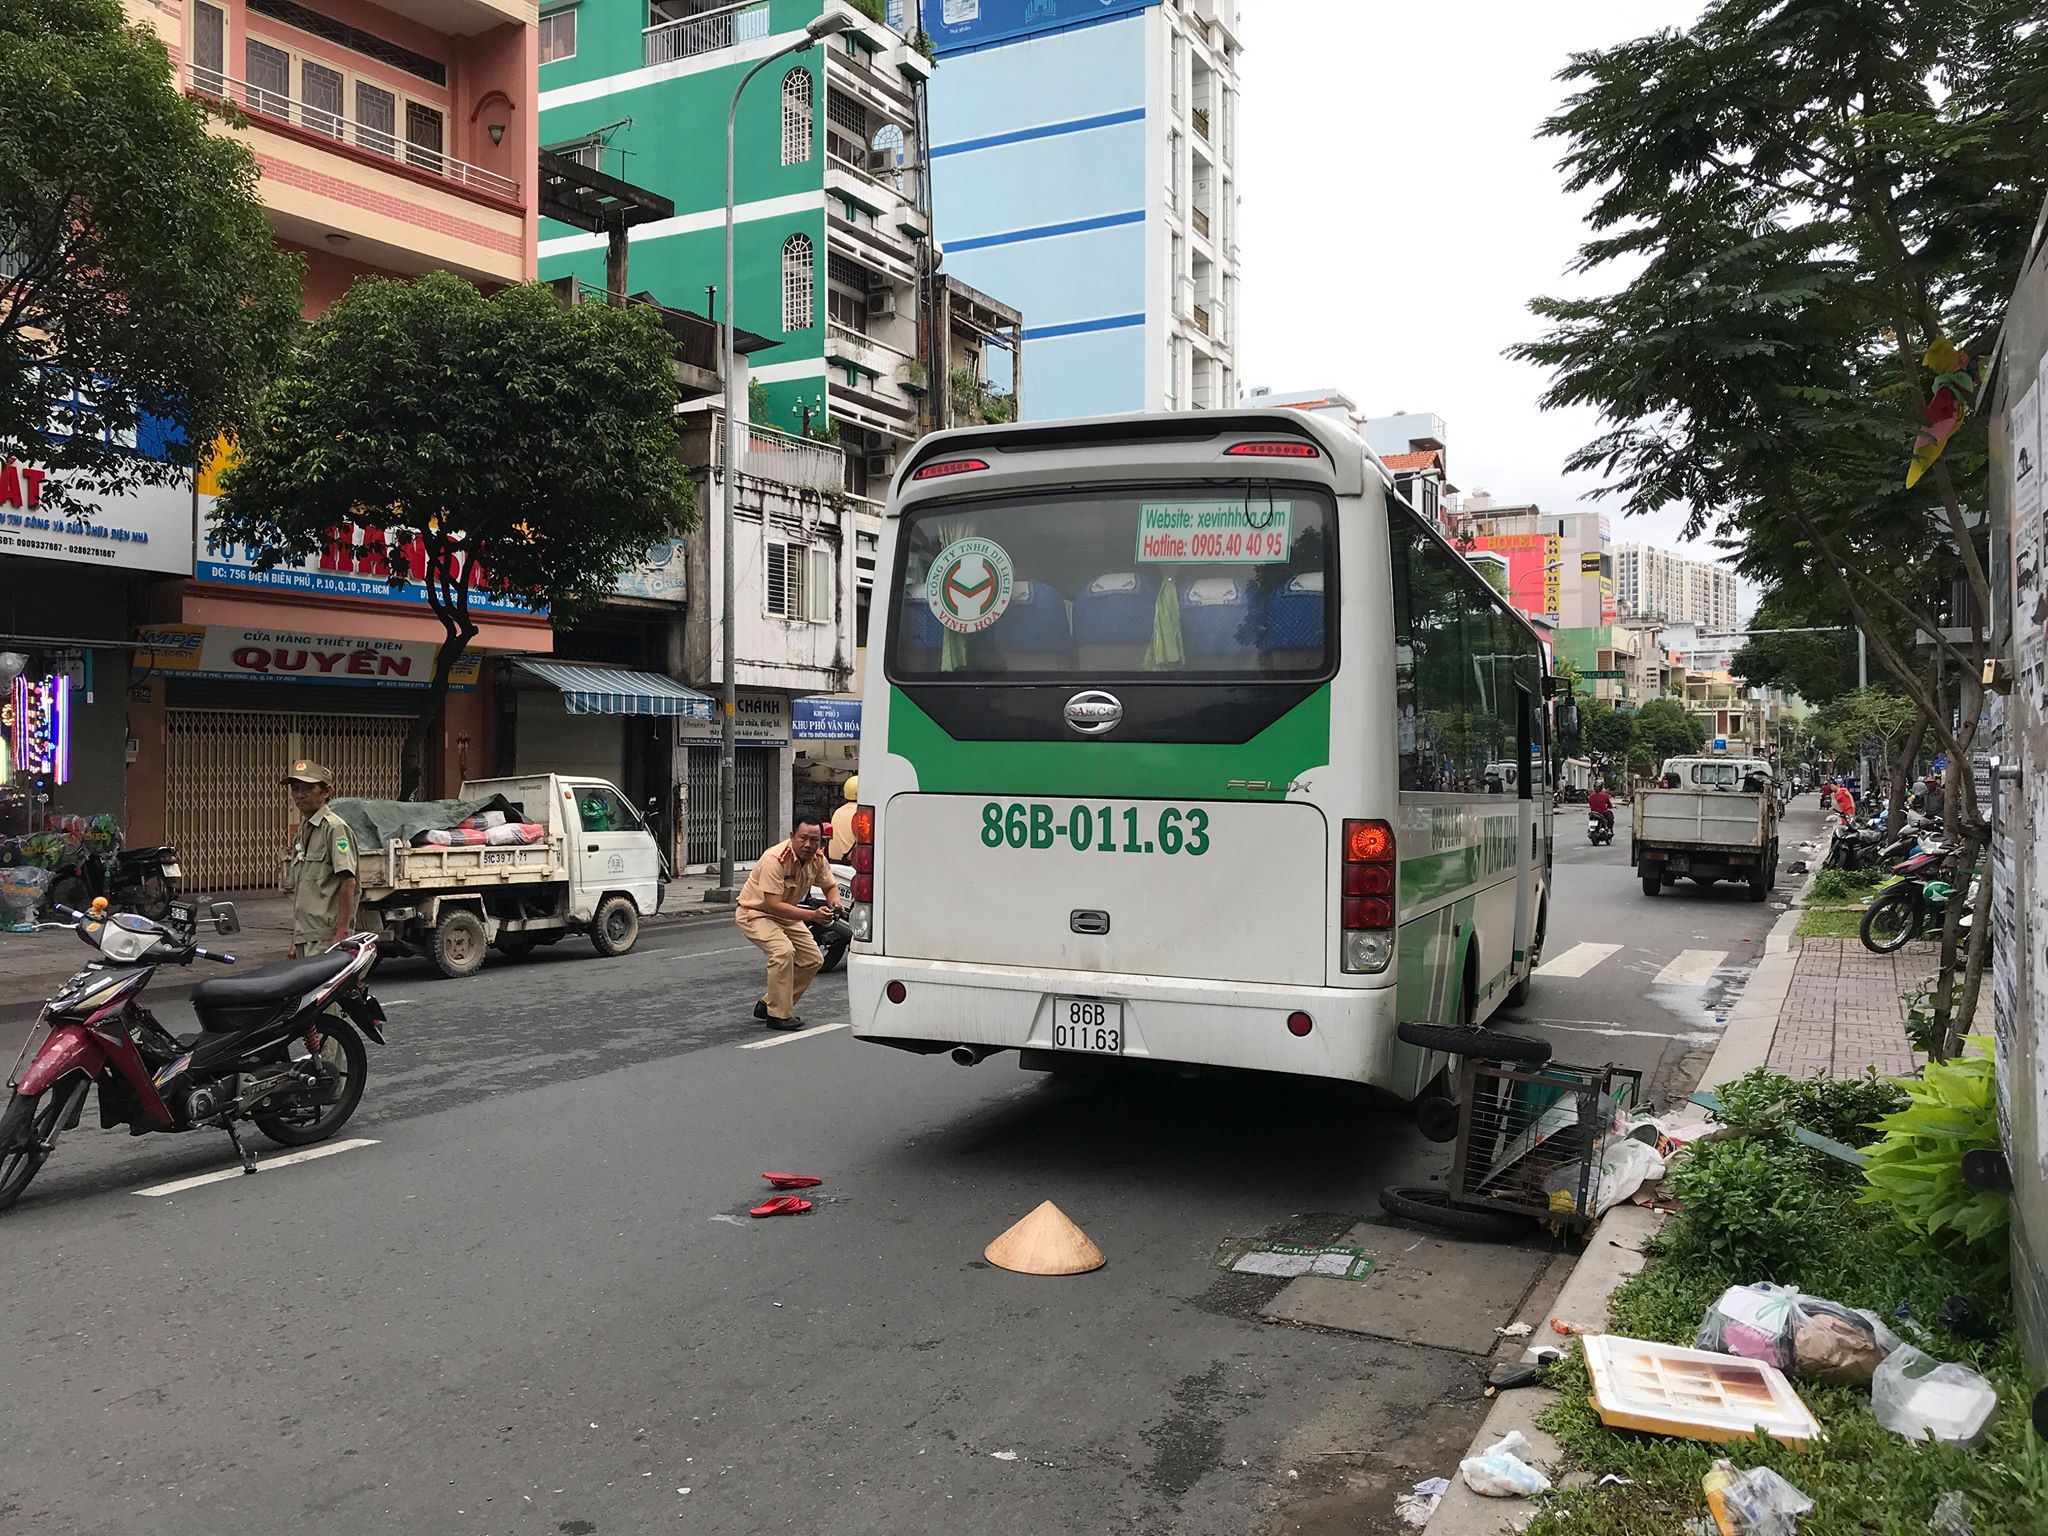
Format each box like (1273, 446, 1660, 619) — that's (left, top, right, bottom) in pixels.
(192, 947, 237, 965)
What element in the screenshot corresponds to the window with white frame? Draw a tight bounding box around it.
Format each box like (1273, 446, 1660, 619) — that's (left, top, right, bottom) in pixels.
(781, 67, 813, 166)
(194, 1, 225, 93)
(1166, 129, 1182, 210)
(1169, 232, 1183, 313)
(540, 7, 576, 64)
(1170, 31, 1183, 115)
(767, 542, 834, 622)
(301, 59, 343, 138)
(782, 232, 815, 332)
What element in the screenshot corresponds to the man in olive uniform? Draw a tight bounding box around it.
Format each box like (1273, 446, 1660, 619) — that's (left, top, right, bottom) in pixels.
(284, 761, 358, 958)
(735, 814, 839, 1029)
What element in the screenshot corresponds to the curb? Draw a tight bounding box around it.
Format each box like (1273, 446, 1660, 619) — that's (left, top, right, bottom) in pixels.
(1421, 868, 1815, 1534)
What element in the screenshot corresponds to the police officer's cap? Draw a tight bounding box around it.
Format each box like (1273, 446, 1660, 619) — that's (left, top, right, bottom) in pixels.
(281, 760, 335, 786)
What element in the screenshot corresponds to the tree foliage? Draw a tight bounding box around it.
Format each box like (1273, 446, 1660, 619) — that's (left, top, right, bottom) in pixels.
(1578, 697, 1635, 765)
(1728, 583, 1870, 706)
(214, 274, 695, 795)
(1511, 0, 2047, 782)
(1634, 698, 1708, 764)
(0, 0, 302, 502)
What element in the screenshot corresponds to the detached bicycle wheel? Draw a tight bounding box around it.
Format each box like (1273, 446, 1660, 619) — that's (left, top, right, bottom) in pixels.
(1378, 1184, 1532, 1239)
(1859, 886, 1922, 954)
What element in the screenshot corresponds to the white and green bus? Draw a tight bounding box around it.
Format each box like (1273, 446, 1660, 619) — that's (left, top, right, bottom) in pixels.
(844, 409, 1554, 1096)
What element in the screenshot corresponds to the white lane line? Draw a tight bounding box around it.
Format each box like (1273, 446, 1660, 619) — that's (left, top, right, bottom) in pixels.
(1652, 949, 1725, 988)
(135, 1138, 379, 1198)
(1535, 942, 1622, 978)
(738, 1020, 851, 1050)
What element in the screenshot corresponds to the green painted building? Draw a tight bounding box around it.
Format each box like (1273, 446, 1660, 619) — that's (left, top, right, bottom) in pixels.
(538, 0, 935, 498)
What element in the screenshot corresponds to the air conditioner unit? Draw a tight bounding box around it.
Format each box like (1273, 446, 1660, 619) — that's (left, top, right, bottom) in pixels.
(867, 147, 897, 173)
(865, 453, 894, 478)
(866, 289, 898, 317)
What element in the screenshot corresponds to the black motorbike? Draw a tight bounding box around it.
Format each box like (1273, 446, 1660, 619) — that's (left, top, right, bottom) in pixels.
(1587, 810, 1615, 846)
(47, 844, 183, 920)
(801, 892, 853, 974)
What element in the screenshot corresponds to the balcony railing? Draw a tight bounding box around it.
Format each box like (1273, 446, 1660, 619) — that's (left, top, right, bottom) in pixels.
(1191, 206, 1210, 238)
(713, 414, 845, 493)
(1191, 106, 1211, 140)
(645, 0, 769, 67)
(186, 64, 518, 202)
(1191, 303, 1211, 335)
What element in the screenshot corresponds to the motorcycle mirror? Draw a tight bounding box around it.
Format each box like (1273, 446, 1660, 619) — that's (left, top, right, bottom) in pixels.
(209, 900, 241, 935)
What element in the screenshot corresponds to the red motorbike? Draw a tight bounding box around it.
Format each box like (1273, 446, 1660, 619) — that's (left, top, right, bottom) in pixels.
(0, 900, 386, 1212)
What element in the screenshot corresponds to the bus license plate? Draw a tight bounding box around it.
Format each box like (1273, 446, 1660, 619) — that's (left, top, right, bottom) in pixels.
(1052, 998, 1123, 1055)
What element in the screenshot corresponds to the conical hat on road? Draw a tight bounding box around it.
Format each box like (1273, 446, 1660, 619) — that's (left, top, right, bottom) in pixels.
(984, 1200, 1105, 1276)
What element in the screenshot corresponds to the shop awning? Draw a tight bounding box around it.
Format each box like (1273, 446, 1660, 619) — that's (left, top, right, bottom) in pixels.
(516, 660, 714, 719)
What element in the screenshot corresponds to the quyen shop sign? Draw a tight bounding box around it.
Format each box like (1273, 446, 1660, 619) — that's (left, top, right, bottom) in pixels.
(138, 625, 483, 690)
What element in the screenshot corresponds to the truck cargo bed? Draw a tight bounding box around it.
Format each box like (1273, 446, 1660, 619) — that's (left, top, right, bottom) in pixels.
(355, 838, 568, 895)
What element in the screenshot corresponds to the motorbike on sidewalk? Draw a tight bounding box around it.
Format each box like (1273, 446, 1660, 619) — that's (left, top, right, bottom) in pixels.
(46, 843, 183, 921)
(0, 901, 387, 1212)
(802, 861, 856, 973)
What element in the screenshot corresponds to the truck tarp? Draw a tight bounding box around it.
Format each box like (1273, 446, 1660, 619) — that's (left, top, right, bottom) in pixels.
(330, 794, 527, 852)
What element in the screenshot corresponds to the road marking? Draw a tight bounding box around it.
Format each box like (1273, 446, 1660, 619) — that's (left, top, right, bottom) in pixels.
(134, 1138, 378, 1197)
(1652, 949, 1725, 987)
(738, 1020, 851, 1050)
(1535, 942, 1622, 977)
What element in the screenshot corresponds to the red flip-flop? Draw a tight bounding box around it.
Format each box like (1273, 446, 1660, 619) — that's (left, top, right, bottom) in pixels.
(750, 1195, 813, 1218)
(762, 1172, 823, 1189)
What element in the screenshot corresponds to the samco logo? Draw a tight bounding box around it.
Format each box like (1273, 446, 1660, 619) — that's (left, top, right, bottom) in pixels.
(925, 537, 1014, 635)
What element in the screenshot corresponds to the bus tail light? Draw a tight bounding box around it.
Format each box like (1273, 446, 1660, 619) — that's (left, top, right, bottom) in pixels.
(1225, 441, 1320, 458)
(911, 457, 989, 481)
(850, 804, 875, 930)
(1341, 819, 1395, 975)
(1286, 1011, 1313, 1038)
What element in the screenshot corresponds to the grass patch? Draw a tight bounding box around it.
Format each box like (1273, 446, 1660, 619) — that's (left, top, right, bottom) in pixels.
(1522, 1158, 2048, 1535)
(1796, 905, 1868, 938)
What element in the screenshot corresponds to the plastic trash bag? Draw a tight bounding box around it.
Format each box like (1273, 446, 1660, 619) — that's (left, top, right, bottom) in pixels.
(1543, 1136, 1666, 1218)
(1459, 1429, 1551, 1497)
(1872, 1347, 1998, 1448)
(1697, 1283, 1894, 1386)
(1928, 1491, 1972, 1536)
(1702, 1459, 1813, 1535)
(0, 864, 53, 927)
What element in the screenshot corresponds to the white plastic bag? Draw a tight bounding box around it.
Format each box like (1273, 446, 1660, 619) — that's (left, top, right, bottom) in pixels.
(1702, 1459, 1814, 1535)
(1543, 1136, 1666, 1218)
(1459, 1429, 1551, 1498)
(1872, 1347, 1998, 1448)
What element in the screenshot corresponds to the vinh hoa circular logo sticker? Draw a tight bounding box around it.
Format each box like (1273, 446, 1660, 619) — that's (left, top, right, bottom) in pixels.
(925, 537, 1014, 634)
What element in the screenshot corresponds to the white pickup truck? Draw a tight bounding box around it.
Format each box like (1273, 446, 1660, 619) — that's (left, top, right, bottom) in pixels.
(342, 774, 664, 978)
(1632, 756, 1780, 902)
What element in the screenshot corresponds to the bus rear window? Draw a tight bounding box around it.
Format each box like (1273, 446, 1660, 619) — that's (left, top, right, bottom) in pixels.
(889, 486, 1334, 680)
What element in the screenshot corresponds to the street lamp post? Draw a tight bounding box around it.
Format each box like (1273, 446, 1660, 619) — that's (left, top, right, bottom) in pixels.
(710, 8, 856, 903)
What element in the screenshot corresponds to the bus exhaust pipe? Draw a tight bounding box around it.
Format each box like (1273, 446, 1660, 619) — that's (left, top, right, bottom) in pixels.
(951, 1045, 1000, 1067)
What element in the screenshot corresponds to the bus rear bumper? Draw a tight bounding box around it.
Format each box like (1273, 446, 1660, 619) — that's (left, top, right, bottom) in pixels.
(848, 956, 1423, 1096)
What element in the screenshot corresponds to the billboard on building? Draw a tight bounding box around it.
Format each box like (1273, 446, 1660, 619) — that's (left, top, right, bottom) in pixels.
(1464, 533, 1559, 621)
(923, 0, 1159, 54)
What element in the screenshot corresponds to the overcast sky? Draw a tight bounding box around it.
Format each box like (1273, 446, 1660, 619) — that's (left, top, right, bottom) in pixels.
(1237, 1, 1730, 568)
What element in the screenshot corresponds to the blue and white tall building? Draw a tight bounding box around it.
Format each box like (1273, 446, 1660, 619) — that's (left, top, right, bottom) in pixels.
(922, 0, 1245, 420)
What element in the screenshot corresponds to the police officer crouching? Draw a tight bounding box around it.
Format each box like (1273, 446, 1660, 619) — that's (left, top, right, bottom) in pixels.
(283, 760, 358, 958)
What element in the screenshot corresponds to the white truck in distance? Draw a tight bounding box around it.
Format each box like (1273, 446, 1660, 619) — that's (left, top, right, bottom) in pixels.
(1632, 756, 1781, 902)
(348, 775, 663, 978)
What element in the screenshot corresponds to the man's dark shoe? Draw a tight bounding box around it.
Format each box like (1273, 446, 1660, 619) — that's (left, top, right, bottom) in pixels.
(753, 1000, 769, 1021)
(763, 1013, 805, 1031)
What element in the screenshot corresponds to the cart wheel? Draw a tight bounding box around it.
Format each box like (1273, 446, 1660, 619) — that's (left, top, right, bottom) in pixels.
(1378, 1184, 1532, 1239)
(1415, 1096, 1460, 1144)
(1396, 1021, 1553, 1064)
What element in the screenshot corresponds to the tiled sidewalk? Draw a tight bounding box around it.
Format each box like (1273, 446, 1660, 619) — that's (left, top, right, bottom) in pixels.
(1766, 936, 1930, 1079)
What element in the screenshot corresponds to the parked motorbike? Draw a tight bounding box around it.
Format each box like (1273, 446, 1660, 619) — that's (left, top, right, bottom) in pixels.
(46, 844, 183, 920)
(803, 861, 855, 974)
(1858, 840, 1957, 953)
(0, 901, 386, 1212)
(1587, 811, 1614, 846)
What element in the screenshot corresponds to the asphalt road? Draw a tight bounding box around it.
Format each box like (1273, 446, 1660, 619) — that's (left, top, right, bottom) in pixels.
(0, 802, 1816, 1535)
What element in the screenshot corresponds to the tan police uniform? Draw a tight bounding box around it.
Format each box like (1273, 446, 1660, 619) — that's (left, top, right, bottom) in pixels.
(736, 839, 832, 1020)
(284, 761, 358, 954)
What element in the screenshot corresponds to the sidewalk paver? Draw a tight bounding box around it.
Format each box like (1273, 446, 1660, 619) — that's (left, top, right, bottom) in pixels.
(1765, 935, 1930, 1080)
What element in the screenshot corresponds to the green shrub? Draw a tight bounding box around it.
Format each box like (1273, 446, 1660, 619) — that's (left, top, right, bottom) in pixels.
(1711, 1065, 1906, 1148)
(1809, 867, 1889, 903)
(1664, 1136, 1829, 1275)
(1860, 1039, 2009, 1269)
